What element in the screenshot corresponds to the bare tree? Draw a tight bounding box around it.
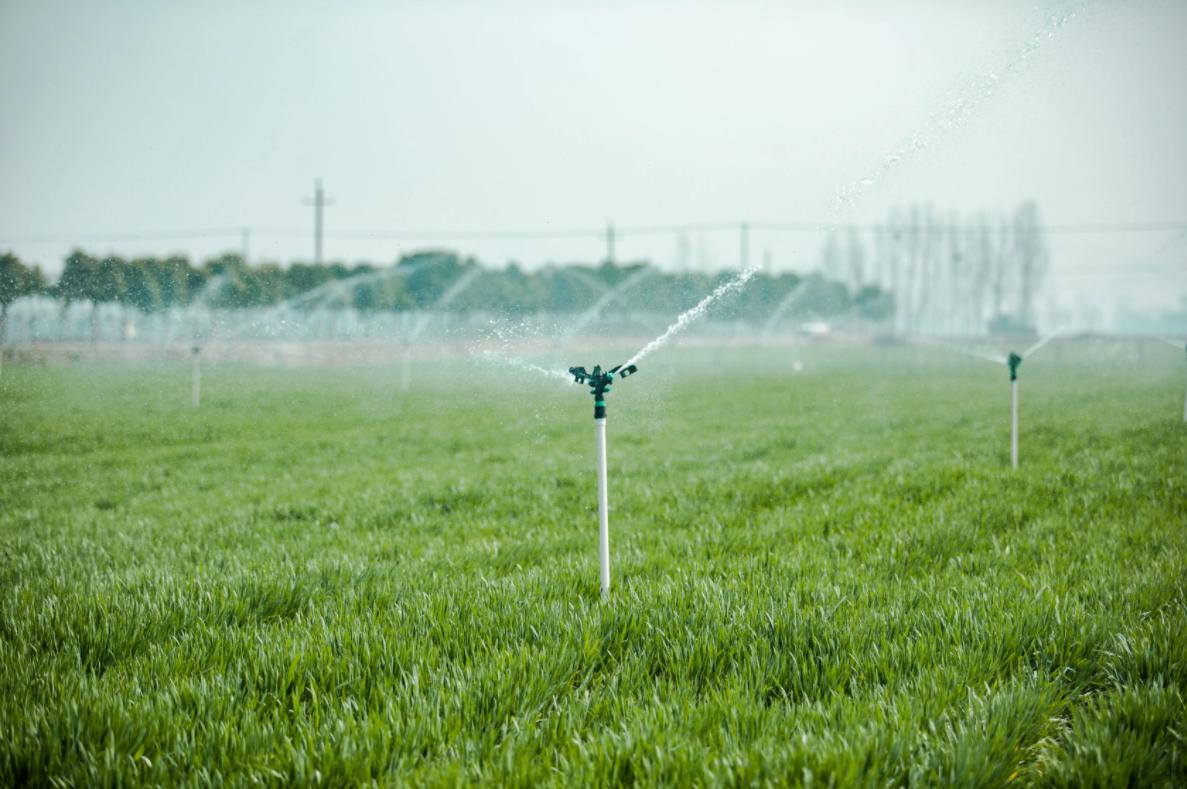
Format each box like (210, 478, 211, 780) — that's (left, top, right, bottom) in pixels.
(820, 232, 843, 283)
(1012, 201, 1048, 329)
(991, 217, 1011, 325)
(845, 226, 866, 293)
(970, 213, 993, 334)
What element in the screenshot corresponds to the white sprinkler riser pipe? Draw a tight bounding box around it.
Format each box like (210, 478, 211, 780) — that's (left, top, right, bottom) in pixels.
(596, 416, 610, 597)
(1011, 379, 1019, 469)
(192, 357, 201, 408)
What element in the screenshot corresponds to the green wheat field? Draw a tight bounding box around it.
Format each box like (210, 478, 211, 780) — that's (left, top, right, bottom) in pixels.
(1, 342, 1185, 786)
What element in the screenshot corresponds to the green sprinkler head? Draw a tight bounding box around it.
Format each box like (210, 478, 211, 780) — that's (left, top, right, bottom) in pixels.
(1008, 352, 1022, 381)
(569, 363, 639, 419)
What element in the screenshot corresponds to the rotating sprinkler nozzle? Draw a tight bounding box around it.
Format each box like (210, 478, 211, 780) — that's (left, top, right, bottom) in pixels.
(569, 362, 640, 597)
(1007, 352, 1022, 381)
(569, 363, 639, 419)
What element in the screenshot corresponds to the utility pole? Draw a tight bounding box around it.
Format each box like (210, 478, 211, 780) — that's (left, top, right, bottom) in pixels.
(303, 178, 334, 264)
(605, 220, 616, 264)
(763, 247, 772, 273)
(740, 222, 749, 270)
(240, 227, 250, 264)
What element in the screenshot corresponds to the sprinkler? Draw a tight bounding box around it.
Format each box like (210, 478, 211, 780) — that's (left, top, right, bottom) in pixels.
(1007, 351, 1022, 468)
(1005, 328, 1062, 468)
(914, 327, 1062, 468)
(191, 345, 202, 408)
(569, 362, 639, 597)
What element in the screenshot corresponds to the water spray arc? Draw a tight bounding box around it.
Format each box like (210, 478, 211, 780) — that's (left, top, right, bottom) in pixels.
(622, 269, 757, 369)
(568, 362, 639, 597)
(760, 280, 810, 342)
(760, 279, 812, 372)
(559, 266, 656, 347)
(217, 263, 428, 344)
(401, 266, 485, 390)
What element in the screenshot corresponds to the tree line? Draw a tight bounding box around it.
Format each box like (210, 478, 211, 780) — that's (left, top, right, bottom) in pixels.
(0, 248, 895, 340)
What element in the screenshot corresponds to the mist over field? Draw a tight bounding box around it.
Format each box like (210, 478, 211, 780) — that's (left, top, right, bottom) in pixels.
(1, 1, 1186, 785)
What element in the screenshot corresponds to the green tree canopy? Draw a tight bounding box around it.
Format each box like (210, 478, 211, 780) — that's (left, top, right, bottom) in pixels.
(55, 250, 100, 307)
(0, 252, 43, 311)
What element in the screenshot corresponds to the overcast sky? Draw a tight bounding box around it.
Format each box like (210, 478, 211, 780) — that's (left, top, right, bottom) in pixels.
(1, 0, 1185, 321)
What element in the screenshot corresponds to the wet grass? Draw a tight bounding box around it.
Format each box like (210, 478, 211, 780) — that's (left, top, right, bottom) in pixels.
(1, 343, 1185, 786)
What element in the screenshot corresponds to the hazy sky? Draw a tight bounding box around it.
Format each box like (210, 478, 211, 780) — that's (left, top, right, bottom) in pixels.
(2, 0, 1185, 319)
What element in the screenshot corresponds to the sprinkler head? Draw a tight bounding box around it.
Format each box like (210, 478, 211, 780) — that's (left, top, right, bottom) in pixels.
(569, 363, 639, 419)
(1007, 352, 1022, 381)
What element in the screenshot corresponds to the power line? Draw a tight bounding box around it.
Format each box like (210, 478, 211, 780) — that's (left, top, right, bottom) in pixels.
(312, 226, 602, 241)
(1049, 264, 1187, 278)
(0, 228, 245, 244)
(4, 219, 1187, 247)
(317, 219, 1187, 240)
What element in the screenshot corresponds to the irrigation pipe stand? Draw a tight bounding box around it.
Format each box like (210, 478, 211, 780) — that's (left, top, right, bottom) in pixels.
(191, 345, 202, 409)
(595, 416, 609, 594)
(569, 362, 639, 597)
(1008, 352, 1021, 469)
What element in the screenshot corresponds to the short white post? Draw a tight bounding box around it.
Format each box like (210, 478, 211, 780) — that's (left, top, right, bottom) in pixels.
(191, 347, 201, 408)
(1010, 379, 1019, 469)
(596, 416, 610, 597)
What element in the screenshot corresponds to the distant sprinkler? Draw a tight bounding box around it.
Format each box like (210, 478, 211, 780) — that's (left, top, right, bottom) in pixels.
(568, 362, 640, 597)
(191, 345, 202, 408)
(1007, 351, 1022, 468)
(916, 327, 1062, 468)
(1004, 329, 1062, 469)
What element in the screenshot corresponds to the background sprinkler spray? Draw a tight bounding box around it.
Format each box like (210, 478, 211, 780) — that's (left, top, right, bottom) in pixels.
(568, 362, 639, 597)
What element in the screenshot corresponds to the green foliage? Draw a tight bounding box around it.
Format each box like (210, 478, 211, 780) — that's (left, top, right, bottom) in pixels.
(54, 249, 100, 307)
(122, 258, 163, 314)
(94, 256, 126, 305)
(0, 347, 1183, 785)
(0, 252, 43, 309)
(143, 256, 195, 309)
(42, 248, 890, 321)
